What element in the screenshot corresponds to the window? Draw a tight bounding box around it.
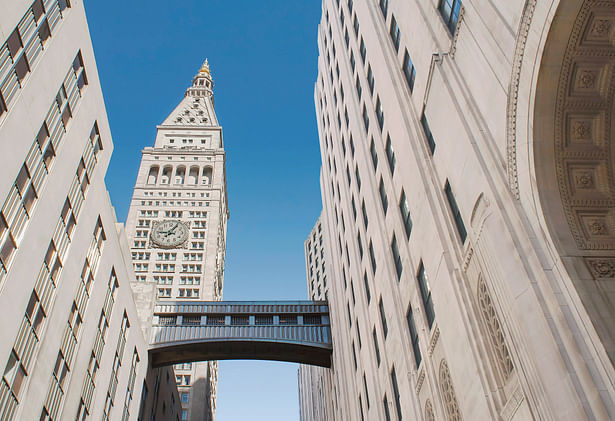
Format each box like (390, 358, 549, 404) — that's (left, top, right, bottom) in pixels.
(407, 306, 422, 368)
(417, 261, 435, 328)
(367, 66, 374, 94)
(355, 166, 361, 190)
(357, 231, 363, 258)
(355, 75, 362, 99)
(403, 50, 416, 92)
(379, 0, 389, 17)
(363, 374, 370, 408)
(370, 138, 378, 170)
(379, 178, 388, 213)
(352, 196, 357, 220)
(372, 327, 381, 366)
(383, 394, 391, 421)
(439, 0, 462, 34)
(389, 16, 401, 51)
(385, 135, 395, 173)
(361, 201, 368, 228)
(350, 51, 355, 71)
(444, 180, 467, 243)
(376, 97, 384, 130)
(369, 241, 376, 274)
(360, 38, 366, 62)
(363, 272, 371, 303)
(353, 15, 359, 36)
(378, 297, 388, 337)
(421, 112, 436, 154)
(362, 105, 369, 131)
(391, 235, 402, 280)
(391, 367, 402, 420)
(399, 190, 412, 239)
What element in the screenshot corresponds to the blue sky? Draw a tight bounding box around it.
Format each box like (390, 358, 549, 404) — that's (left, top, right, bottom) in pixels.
(83, 1, 323, 419)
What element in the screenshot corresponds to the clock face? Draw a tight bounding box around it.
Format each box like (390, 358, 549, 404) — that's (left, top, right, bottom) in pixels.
(151, 220, 189, 248)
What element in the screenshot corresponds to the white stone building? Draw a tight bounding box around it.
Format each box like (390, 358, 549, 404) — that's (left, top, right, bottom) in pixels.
(124, 59, 229, 421)
(306, 0, 615, 420)
(0, 1, 178, 420)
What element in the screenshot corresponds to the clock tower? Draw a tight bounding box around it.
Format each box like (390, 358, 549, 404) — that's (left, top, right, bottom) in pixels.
(124, 59, 228, 421)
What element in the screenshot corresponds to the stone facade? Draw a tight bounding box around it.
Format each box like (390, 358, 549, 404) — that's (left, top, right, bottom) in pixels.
(123, 60, 228, 421)
(309, 0, 615, 420)
(0, 1, 179, 420)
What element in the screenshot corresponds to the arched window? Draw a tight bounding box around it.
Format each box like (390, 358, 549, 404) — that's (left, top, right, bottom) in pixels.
(175, 166, 186, 185)
(425, 400, 435, 421)
(477, 275, 514, 380)
(439, 360, 462, 421)
(188, 166, 199, 185)
(147, 165, 159, 185)
(202, 167, 212, 185)
(161, 166, 172, 184)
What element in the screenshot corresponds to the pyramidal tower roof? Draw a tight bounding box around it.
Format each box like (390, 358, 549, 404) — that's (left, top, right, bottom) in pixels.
(159, 58, 218, 127)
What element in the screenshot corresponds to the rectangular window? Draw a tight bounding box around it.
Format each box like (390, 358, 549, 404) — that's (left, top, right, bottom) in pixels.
(399, 190, 412, 239)
(355, 166, 361, 190)
(353, 15, 359, 36)
(444, 180, 467, 243)
(403, 50, 416, 92)
(367, 66, 374, 94)
(391, 367, 402, 420)
(439, 0, 462, 34)
(352, 342, 358, 370)
(417, 261, 435, 328)
(362, 105, 369, 132)
(355, 76, 362, 99)
(351, 196, 357, 220)
(383, 394, 391, 421)
(407, 305, 422, 368)
(363, 374, 370, 408)
(369, 241, 376, 274)
(389, 16, 401, 51)
(372, 327, 381, 366)
(350, 51, 355, 71)
(385, 135, 395, 174)
(361, 201, 368, 228)
(357, 231, 363, 258)
(378, 297, 388, 337)
(421, 112, 436, 154)
(376, 97, 384, 130)
(347, 303, 352, 328)
(379, 0, 389, 17)
(363, 272, 371, 303)
(379, 178, 388, 213)
(370, 138, 378, 170)
(391, 235, 402, 280)
(360, 38, 366, 62)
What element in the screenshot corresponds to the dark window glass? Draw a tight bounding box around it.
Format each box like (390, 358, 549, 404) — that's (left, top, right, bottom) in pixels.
(417, 261, 435, 328)
(355, 75, 362, 99)
(361, 201, 368, 228)
(14, 54, 30, 82)
(362, 105, 369, 132)
(421, 112, 436, 154)
(444, 180, 467, 243)
(360, 38, 366, 62)
(391, 235, 402, 280)
(439, 0, 462, 34)
(385, 135, 395, 173)
(357, 231, 363, 258)
(363, 272, 371, 303)
(378, 297, 388, 337)
(355, 165, 361, 190)
(369, 241, 376, 274)
(383, 395, 391, 421)
(372, 328, 381, 366)
(347, 303, 352, 327)
(352, 342, 357, 370)
(403, 50, 416, 92)
(379, 178, 388, 213)
(367, 66, 374, 94)
(391, 367, 403, 420)
(389, 16, 401, 51)
(38, 19, 51, 44)
(32, 0, 45, 21)
(350, 135, 355, 156)
(7, 29, 23, 58)
(399, 190, 412, 239)
(370, 138, 378, 170)
(376, 97, 384, 130)
(350, 51, 355, 71)
(345, 29, 350, 47)
(353, 15, 359, 36)
(352, 196, 357, 220)
(347, 0, 353, 13)
(379, 0, 389, 17)
(407, 305, 422, 367)
(363, 374, 370, 408)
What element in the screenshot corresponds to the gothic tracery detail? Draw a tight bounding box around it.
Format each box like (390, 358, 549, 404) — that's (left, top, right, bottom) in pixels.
(439, 360, 463, 421)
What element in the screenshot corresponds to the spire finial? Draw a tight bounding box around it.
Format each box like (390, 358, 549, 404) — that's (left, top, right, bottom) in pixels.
(199, 58, 211, 76)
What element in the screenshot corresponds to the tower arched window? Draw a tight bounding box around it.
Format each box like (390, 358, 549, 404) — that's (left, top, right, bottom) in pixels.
(439, 360, 462, 421)
(477, 275, 514, 381)
(147, 166, 159, 185)
(175, 166, 186, 185)
(188, 166, 199, 185)
(161, 166, 172, 184)
(202, 167, 212, 185)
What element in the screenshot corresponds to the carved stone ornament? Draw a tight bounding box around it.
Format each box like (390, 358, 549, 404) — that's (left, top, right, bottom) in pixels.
(585, 257, 615, 277)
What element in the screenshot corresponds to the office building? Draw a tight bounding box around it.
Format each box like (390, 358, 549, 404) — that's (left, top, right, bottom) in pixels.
(306, 0, 615, 420)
